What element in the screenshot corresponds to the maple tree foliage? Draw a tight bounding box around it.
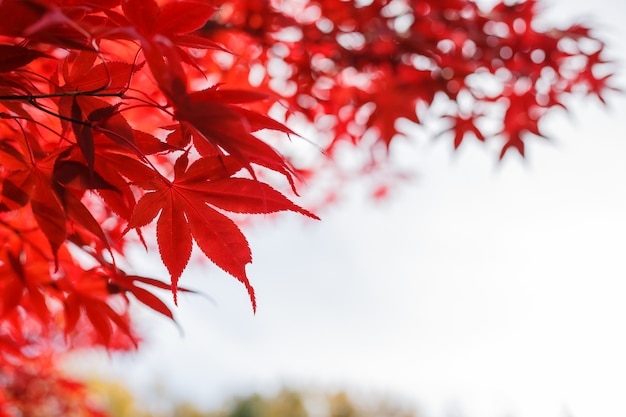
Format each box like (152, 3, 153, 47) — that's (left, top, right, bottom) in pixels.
(0, 0, 614, 414)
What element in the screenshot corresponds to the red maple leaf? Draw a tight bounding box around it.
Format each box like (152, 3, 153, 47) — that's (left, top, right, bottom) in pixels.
(127, 155, 318, 310)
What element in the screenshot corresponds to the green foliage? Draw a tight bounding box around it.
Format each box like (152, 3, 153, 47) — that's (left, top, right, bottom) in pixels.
(218, 391, 308, 417)
(90, 381, 418, 417)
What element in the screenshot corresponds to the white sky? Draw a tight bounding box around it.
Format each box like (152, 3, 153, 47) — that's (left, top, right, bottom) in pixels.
(70, 1, 626, 417)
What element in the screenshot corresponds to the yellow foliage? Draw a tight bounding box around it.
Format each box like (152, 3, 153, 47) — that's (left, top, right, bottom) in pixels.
(88, 381, 418, 417)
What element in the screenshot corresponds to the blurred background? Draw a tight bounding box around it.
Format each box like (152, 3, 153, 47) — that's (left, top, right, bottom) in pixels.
(66, 0, 626, 416)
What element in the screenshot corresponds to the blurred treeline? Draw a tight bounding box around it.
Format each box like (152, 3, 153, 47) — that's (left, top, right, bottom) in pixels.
(90, 381, 419, 417)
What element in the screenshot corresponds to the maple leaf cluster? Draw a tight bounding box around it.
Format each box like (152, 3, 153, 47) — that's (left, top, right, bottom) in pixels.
(0, 0, 317, 411)
(0, 0, 614, 413)
(199, 0, 615, 201)
(0, 353, 110, 417)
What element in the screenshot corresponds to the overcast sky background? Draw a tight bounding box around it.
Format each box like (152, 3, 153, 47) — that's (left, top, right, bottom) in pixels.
(70, 1, 626, 416)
